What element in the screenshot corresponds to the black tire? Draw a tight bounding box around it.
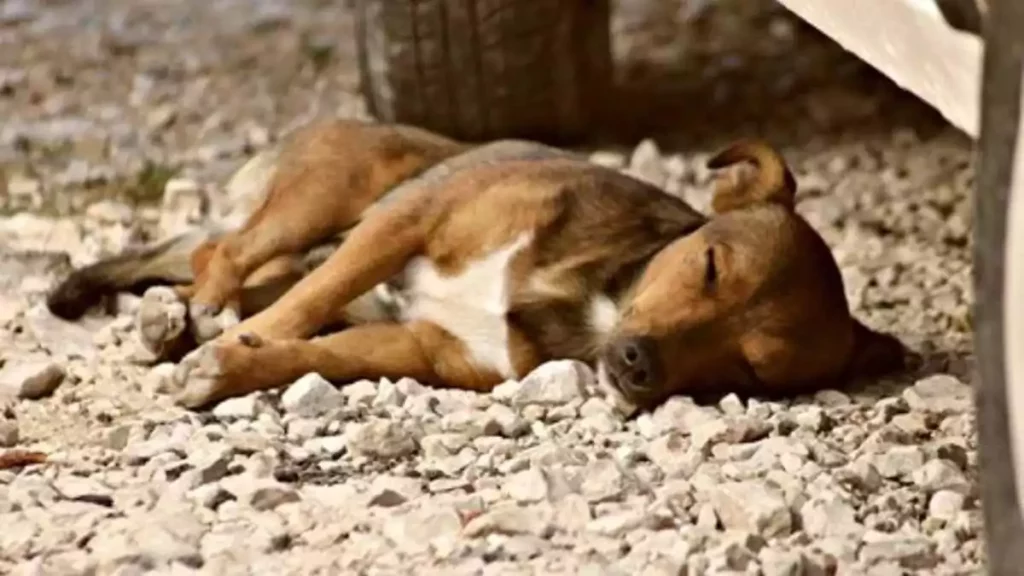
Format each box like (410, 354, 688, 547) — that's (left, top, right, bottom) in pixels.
(353, 0, 613, 144)
(974, 0, 1024, 572)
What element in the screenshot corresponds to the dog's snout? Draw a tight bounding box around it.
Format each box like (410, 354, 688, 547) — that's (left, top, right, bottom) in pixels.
(608, 336, 657, 390)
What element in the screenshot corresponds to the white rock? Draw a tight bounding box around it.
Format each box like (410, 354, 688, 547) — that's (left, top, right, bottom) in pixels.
(589, 150, 626, 169)
(373, 379, 406, 408)
(286, 418, 323, 441)
(912, 459, 971, 495)
(420, 433, 470, 459)
(578, 412, 621, 435)
(649, 396, 702, 435)
(87, 511, 205, 569)
(368, 475, 423, 507)
(7, 175, 41, 201)
(928, 490, 965, 521)
(212, 395, 260, 419)
(344, 379, 378, 407)
(188, 483, 235, 510)
(0, 418, 17, 448)
(485, 403, 528, 438)
(159, 178, 206, 235)
(695, 503, 719, 529)
(0, 359, 65, 399)
(503, 467, 550, 503)
(186, 443, 232, 485)
(627, 138, 669, 188)
(85, 200, 133, 224)
(580, 459, 626, 503)
(405, 393, 439, 418)
(690, 418, 731, 450)
(146, 104, 178, 132)
(586, 509, 648, 537)
(871, 445, 926, 479)
(647, 432, 702, 478)
(463, 503, 554, 538)
(706, 539, 758, 572)
(903, 374, 971, 414)
(490, 380, 523, 403)
(760, 547, 803, 576)
(281, 373, 343, 417)
(396, 377, 428, 397)
(346, 419, 418, 459)
(795, 406, 830, 432)
(383, 506, 464, 554)
(859, 530, 938, 569)
(546, 403, 579, 422)
(511, 360, 591, 407)
(303, 434, 347, 458)
(53, 476, 114, 506)
(718, 393, 745, 416)
(799, 492, 864, 539)
(841, 459, 884, 493)
(711, 481, 792, 537)
(553, 493, 593, 532)
(248, 483, 301, 511)
(800, 548, 838, 575)
(813, 389, 852, 406)
(441, 410, 500, 438)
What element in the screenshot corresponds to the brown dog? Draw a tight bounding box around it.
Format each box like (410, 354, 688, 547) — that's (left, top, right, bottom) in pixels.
(48, 120, 905, 412)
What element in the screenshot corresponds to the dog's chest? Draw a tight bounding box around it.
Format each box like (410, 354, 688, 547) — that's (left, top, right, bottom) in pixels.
(343, 233, 620, 378)
(384, 234, 533, 379)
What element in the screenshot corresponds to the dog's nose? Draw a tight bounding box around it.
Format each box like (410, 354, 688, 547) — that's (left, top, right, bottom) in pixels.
(608, 336, 657, 390)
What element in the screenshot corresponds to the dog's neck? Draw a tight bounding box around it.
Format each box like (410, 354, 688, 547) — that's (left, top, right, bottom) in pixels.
(603, 255, 653, 314)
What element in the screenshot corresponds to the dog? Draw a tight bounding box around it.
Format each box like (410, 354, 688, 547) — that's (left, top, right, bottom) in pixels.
(47, 119, 906, 413)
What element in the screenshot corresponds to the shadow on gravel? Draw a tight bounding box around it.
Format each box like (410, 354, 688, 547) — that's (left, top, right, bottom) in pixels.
(590, 0, 953, 154)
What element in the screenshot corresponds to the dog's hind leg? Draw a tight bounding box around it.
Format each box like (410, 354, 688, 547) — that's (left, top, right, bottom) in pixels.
(171, 321, 503, 408)
(185, 149, 439, 343)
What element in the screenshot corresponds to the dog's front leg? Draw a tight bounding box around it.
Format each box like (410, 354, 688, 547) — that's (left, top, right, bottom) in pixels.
(172, 321, 501, 408)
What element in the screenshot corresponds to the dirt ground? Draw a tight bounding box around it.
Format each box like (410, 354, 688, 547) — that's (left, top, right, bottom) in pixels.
(0, 0, 980, 574)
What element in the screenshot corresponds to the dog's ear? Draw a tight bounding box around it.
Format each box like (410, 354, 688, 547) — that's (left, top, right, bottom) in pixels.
(706, 139, 797, 214)
(845, 318, 907, 379)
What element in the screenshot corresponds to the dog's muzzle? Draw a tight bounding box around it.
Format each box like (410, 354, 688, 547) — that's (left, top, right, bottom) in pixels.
(599, 335, 661, 406)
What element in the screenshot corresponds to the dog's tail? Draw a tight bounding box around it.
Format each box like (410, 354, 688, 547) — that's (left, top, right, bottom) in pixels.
(46, 229, 219, 320)
(705, 139, 796, 211)
(47, 145, 284, 321)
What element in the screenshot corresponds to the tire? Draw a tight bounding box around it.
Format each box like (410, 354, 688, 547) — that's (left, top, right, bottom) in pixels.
(974, 0, 1024, 572)
(353, 0, 613, 144)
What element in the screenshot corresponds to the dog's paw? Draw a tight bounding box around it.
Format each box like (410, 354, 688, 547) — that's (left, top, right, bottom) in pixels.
(189, 303, 240, 343)
(135, 287, 188, 360)
(172, 343, 227, 409)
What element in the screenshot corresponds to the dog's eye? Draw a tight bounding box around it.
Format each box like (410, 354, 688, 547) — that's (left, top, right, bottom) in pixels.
(704, 246, 717, 287)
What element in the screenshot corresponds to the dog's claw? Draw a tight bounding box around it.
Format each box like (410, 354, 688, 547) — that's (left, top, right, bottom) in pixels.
(189, 303, 240, 343)
(238, 332, 264, 348)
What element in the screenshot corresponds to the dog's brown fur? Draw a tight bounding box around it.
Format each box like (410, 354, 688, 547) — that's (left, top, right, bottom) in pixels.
(48, 120, 906, 412)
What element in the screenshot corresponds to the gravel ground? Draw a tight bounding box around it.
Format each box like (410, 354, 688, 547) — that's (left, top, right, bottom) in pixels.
(0, 0, 980, 574)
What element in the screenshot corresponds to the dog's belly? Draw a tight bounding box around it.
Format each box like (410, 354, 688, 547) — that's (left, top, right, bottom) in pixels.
(376, 233, 533, 380)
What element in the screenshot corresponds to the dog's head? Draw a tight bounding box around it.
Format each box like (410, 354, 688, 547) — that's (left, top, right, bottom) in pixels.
(598, 140, 905, 409)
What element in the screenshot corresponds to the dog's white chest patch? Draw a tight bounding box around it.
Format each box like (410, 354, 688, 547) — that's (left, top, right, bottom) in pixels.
(395, 233, 532, 379)
(587, 294, 619, 338)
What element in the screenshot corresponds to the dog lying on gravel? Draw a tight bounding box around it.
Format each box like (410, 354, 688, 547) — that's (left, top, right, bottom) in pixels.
(46, 119, 906, 413)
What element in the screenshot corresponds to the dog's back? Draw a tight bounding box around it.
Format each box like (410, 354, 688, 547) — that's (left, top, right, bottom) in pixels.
(46, 132, 574, 320)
